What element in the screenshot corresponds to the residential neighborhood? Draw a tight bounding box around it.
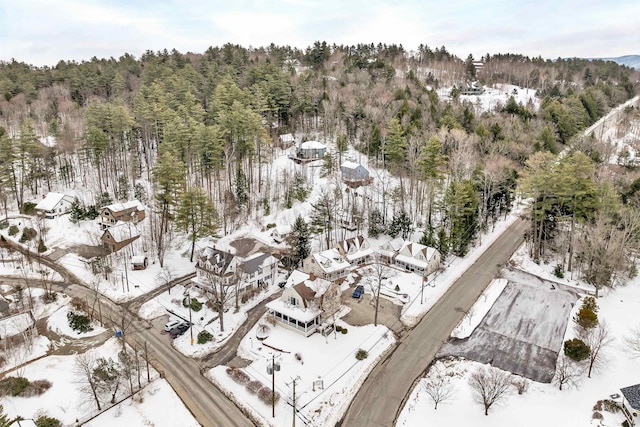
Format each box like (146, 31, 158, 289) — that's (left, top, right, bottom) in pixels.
(1, 15, 640, 427)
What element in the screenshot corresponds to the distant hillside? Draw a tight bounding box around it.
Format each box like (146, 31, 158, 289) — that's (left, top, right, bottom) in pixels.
(600, 55, 640, 69)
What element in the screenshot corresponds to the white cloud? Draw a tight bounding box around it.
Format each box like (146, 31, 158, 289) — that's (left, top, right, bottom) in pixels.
(1, 0, 638, 66)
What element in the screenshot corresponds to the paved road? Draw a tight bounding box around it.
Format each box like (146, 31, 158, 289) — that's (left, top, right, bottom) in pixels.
(1, 235, 255, 427)
(62, 283, 256, 427)
(339, 218, 527, 427)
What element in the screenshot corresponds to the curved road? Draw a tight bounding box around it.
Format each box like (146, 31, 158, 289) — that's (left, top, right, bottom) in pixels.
(339, 218, 527, 427)
(2, 237, 255, 427)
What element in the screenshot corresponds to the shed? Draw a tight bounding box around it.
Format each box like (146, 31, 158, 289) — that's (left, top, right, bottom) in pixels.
(131, 255, 148, 270)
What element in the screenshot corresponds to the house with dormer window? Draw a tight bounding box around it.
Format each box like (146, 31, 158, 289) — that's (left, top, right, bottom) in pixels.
(266, 270, 341, 336)
(301, 248, 351, 281)
(335, 235, 374, 266)
(192, 246, 242, 291)
(394, 241, 441, 275)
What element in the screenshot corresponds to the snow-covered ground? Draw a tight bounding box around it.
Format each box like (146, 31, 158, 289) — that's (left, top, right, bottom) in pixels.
(437, 83, 541, 114)
(140, 279, 278, 356)
(209, 313, 395, 427)
(397, 244, 640, 427)
(1, 336, 199, 427)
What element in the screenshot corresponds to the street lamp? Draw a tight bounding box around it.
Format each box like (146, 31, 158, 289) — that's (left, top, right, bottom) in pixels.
(267, 353, 281, 417)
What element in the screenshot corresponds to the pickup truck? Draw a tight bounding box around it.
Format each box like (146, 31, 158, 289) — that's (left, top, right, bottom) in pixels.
(352, 285, 365, 299)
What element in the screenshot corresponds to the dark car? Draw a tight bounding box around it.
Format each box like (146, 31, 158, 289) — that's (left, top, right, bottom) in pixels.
(352, 285, 365, 299)
(169, 322, 191, 339)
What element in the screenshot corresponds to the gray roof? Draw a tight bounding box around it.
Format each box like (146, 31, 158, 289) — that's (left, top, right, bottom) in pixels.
(621, 384, 640, 411)
(241, 253, 272, 275)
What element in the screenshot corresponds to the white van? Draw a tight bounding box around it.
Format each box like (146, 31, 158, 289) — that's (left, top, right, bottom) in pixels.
(164, 319, 181, 332)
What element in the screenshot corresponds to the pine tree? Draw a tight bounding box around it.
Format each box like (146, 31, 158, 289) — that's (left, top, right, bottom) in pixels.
(368, 208, 385, 238)
(389, 210, 412, 239)
(290, 215, 311, 267)
(69, 198, 85, 223)
(175, 187, 219, 262)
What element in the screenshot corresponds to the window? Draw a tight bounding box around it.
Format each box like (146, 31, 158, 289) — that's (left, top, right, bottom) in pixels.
(289, 296, 298, 306)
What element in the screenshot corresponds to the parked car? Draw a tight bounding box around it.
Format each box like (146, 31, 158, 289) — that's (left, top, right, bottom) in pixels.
(278, 281, 286, 288)
(169, 322, 191, 338)
(164, 319, 181, 332)
(352, 285, 365, 299)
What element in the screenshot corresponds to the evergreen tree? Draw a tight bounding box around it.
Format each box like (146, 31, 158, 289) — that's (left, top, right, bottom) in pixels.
(442, 180, 479, 256)
(234, 169, 248, 206)
(290, 215, 311, 267)
(389, 210, 412, 239)
(175, 187, 219, 262)
(368, 208, 385, 238)
(69, 197, 85, 224)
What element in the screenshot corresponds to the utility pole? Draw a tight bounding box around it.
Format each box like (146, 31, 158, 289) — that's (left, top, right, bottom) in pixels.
(292, 377, 297, 427)
(187, 288, 193, 345)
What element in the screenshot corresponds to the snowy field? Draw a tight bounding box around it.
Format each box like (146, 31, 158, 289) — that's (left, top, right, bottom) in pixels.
(437, 83, 541, 114)
(209, 313, 395, 427)
(397, 244, 640, 427)
(1, 336, 199, 427)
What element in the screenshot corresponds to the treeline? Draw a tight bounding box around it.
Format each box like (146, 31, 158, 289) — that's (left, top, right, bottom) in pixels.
(0, 43, 638, 278)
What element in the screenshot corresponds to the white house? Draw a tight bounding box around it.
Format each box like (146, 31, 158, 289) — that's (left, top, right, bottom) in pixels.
(301, 248, 351, 281)
(335, 235, 374, 266)
(266, 270, 341, 337)
(394, 241, 441, 275)
(270, 225, 291, 244)
(34, 192, 74, 218)
(192, 247, 241, 290)
(239, 252, 279, 290)
(378, 237, 405, 264)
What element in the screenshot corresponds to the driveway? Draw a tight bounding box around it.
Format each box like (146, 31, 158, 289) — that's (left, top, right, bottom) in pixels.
(341, 284, 404, 334)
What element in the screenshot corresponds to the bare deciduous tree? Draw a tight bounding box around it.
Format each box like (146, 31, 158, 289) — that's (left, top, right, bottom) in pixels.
(468, 366, 512, 415)
(623, 323, 640, 358)
(583, 322, 613, 378)
(554, 354, 584, 391)
(74, 353, 101, 410)
(423, 366, 454, 409)
(363, 255, 393, 326)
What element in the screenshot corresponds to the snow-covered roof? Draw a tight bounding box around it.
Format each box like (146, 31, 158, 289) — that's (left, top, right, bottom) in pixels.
(396, 241, 438, 269)
(35, 192, 70, 211)
(312, 249, 350, 273)
(266, 299, 322, 323)
(103, 199, 144, 213)
(279, 133, 295, 142)
(105, 223, 140, 243)
(395, 253, 429, 269)
(284, 270, 310, 288)
(378, 237, 405, 257)
(340, 161, 362, 170)
(336, 235, 373, 263)
(300, 140, 326, 150)
(131, 255, 147, 264)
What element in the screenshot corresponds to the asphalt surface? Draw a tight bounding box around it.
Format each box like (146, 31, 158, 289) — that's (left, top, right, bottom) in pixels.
(1, 235, 255, 427)
(338, 218, 527, 427)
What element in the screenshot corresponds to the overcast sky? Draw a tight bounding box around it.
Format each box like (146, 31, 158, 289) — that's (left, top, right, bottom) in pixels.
(1, 0, 638, 66)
